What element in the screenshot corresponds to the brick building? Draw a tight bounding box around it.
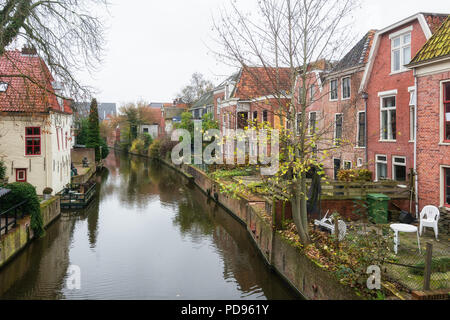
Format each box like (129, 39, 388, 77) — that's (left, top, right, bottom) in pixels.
(315, 31, 376, 179)
(361, 13, 447, 182)
(408, 16, 450, 211)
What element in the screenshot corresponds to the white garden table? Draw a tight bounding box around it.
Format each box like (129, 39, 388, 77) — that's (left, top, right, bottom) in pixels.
(390, 224, 421, 255)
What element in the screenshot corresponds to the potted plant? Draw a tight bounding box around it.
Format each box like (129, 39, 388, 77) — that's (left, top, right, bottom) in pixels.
(43, 187, 53, 200)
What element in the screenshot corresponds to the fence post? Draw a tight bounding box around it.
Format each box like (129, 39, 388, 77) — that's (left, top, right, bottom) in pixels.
(423, 242, 433, 291)
(334, 218, 340, 250)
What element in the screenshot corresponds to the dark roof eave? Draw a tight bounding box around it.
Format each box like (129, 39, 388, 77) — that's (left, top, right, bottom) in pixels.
(408, 54, 450, 68)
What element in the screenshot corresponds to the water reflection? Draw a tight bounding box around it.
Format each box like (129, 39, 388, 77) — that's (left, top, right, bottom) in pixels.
(0, 152, 299, 300)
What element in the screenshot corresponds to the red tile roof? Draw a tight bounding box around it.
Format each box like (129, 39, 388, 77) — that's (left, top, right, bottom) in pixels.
(0, 50, 72, 114)
(233, 66, 291, 100)
(424, 13, 449, 34)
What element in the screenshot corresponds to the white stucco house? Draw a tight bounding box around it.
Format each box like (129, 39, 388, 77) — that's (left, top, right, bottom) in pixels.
(0, 49, 74, 195)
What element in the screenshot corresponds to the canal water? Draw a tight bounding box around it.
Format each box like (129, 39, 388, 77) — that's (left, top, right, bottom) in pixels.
(0, 152, 299, 300)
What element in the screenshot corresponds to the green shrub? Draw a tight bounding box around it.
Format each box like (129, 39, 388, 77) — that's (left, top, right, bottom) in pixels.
(0, 182, 44, 237)
(130, 138, 146, 155)
(140, 133, 153, 148)
(100, 137, 110, 159)
(0, 160, 6, 180)
(338, 168, 373, 182)
(211, 168, 255, 180)
(149, 140, 161, 159)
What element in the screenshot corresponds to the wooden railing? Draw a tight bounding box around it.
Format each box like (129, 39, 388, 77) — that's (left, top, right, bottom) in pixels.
(270, 180, 411, 200)
(0, 200, 27, 235)
(59, 183, 97, 209)
(320, 180, 411, 200)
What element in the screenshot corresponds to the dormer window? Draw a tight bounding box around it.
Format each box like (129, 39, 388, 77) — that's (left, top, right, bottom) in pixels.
(0, 82, 8, 92)
(391, 31, 411, 73)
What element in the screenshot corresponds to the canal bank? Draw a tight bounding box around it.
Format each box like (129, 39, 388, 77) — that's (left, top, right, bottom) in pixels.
(0, 152, 297, 299)
(0, 196, 61, 271)
(157, 157, 360, 300)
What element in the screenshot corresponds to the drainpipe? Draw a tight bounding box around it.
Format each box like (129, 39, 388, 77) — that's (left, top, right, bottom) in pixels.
(413, 72, 419, 218)
(362, 92, 369, 168)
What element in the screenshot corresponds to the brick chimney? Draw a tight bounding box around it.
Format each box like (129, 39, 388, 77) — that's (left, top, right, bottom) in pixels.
(21, 45, 37, 56)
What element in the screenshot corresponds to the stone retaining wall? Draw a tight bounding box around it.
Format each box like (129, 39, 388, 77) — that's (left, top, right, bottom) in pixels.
(163, 160, 360, 300)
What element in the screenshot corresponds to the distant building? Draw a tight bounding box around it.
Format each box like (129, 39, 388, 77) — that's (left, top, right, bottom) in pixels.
(73, 102, 117, 121)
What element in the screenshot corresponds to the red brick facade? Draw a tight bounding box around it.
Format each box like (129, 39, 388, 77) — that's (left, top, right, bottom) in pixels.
(365, 19, 428, 181)
(415, 71, 450, 210)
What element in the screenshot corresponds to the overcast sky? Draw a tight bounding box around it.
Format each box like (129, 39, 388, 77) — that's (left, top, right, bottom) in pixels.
(79, 0, 449, 105)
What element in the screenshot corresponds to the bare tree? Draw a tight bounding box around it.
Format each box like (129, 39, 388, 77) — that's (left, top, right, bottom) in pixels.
(176, 72, 215, 106)
(0, 0, 108, 101)
(213, 0, 358, 244)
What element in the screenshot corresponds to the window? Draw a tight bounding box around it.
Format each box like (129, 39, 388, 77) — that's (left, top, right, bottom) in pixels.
(335, 114, 343, 145)
(444, 82, 450, 142)
(357, 158, 363, 167)
(263, 110, 268, 123)
(25, 127, 41, 155)
(381, 96, 396, 141)
(376, 155, 388, 181)
(309, 112, 317, 135)
(344, 161, 352, 170)
(310, 84, 315, 102)
(393, 156, 407, 181)
(357, 111, 366, 147)
(296, 112, 302, 135)
(16, 169, 27, 182)
(342, 77, 351, 99)
(298, 86, 304, 104)
(330, 79, 338, 101)
(409, 88, 416, 141)
(391, 32, 411, 73)
(445, 168, 450, 207)
(143, 128, 149, 133)
(0, 82, 8, 92)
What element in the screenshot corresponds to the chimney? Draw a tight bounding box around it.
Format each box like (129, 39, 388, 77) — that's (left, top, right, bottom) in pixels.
(21, 45, 37, 56)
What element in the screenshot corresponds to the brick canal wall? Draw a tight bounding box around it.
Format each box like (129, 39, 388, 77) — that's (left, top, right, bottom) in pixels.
(162, 160, 359, 300)
(0, 196, 61, 270)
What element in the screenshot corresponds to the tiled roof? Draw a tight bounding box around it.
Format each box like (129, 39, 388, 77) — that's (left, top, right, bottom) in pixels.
(191, 90, 214, 109)
(410, 15, 450, 65)
(233, 66, 291, 100)
(332, 30, 377, 72)
(423, 13, 449, 34)
(0, 50, 72, 114)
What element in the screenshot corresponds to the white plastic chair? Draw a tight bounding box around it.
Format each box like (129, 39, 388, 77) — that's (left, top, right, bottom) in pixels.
(419, 206, 440, 240)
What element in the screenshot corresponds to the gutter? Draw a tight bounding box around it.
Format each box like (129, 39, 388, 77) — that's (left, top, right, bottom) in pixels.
(413, 71, 419, 218)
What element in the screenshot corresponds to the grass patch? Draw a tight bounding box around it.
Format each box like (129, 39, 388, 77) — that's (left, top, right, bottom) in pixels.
(409, 257, 450, 276)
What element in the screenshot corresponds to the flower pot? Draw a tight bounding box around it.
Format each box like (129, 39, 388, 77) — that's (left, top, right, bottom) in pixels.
(43, 194, 52, 200)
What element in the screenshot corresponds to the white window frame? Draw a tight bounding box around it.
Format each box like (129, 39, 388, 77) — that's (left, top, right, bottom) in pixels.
(375, 154, 388, 182)
(309, 111, 317, 136)
(392, 156, 407, 181)
(356, 111, 366, 148)
(440, 80, 450, 145)
(342, 77, 351, 100)
(390, 28, 412, 74)
(357, 158, 363, 167)
(441, 165, 450, 209)
(329, 79, 338, 101)
(344, 161, 352, 170)
(310, 84, 316, 102)
(380, 95, 397, 142)
(334, 113, 343, 144)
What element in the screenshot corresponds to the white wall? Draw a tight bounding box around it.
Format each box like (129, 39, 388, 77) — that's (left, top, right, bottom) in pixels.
(0, 112, 73, 195)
